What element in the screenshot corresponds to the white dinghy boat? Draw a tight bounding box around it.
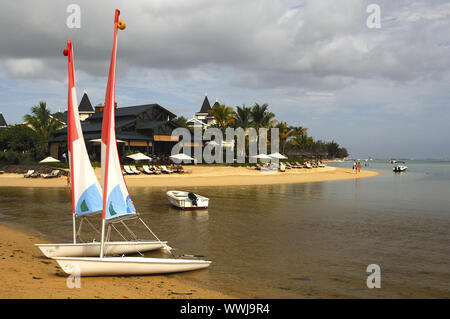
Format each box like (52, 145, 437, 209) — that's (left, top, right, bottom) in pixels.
(53, 10, 211, 276)
(167, 191, 209, 210)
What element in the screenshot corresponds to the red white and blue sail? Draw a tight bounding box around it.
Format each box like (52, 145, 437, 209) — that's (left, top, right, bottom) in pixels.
(64, 40, 102, 216)
(101, 10, 136, 221)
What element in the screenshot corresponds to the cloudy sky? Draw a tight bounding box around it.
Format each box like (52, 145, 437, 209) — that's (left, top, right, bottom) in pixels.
(0, 0, 449, 158)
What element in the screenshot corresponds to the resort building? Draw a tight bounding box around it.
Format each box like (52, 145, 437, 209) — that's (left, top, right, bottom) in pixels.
(186, 95, 217, 129)
(0, 113, 7, 130)
(49, 102, 181, 161)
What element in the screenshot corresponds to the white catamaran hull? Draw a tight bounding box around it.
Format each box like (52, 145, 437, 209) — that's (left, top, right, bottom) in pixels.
(53, 256, 211, 276)
(35, 241, 167, 258)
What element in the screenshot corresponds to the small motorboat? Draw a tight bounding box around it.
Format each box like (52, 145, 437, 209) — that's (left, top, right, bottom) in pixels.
(393, 161, 407, 172)
(167, 191, 209, 210)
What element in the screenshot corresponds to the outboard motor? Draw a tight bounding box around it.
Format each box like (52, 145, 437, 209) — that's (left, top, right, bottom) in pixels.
(188, 192, 198, 206)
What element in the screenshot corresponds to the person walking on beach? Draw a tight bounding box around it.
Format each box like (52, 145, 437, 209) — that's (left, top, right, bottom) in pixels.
(353, 161, 356, 173)
(357, 161, 361, 173)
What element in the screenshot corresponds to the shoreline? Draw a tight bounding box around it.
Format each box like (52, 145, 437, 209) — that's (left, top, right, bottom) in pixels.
(0, 222, 233, 299)
(0, 166, 379, 188)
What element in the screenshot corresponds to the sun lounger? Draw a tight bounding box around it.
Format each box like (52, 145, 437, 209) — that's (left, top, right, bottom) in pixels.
(295, 161, 304, 168)
(123, 165, 136, 175)
(30, 171, 40, 178)
(304, 163, 312, 169)
(24, 170, 34, 178)
(279, 163, 286, 172)
(151, 165, 162, 174)
(130, 165, 141, 174)
(42, 170, 60, 178)
(142, 165, 156, 174)
(160, 165, 173, 174)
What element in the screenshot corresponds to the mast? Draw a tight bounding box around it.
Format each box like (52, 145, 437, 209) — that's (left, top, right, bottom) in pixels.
(100, 9, 128, 258)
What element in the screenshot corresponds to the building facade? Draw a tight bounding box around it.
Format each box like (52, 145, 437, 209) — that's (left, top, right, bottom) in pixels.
(49, 95, 181, 161)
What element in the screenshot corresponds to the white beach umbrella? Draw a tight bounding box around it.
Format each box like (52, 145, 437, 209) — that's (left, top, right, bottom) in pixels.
(170, 153, 194, 161)
(89, 138, 125, 143)
(39, 156, 60, 163)
(268, 152, 288, 159)
(250, 154, 272, 160)
(127, 152, 152, 161)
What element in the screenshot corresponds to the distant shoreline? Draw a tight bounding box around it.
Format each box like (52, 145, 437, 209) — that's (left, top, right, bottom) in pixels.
(0, 166, 379, 188)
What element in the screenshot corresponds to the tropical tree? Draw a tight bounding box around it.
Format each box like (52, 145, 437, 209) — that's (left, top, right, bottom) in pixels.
(234, 105, 252, 130)
(173, 116, 188, 128)
(208, 104, 236, 133)
(274, 122, 292, 154)
(250, 103, 275, 129)
(23, 101, 64, 152)
(0, 124, 46, 163)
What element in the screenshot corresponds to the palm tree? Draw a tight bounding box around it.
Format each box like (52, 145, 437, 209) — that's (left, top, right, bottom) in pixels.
(250, 103, 275, 129)
(234, 105, 252, 130)
(275, 122, 292, 154)
(208, 104, 236, 133)
(23, 101, 64, 152)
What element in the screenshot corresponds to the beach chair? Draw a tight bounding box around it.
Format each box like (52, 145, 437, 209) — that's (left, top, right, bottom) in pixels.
(30, 171, 40, 178)
(304, 162, 312, 169)
(142, 165, 155, 174)
(295, 161, 304, 168)
(42, 170, 60, 178)
(151, 165, 162, 174)
(122, 169, 127, 175)
(123, 165, 135, 175)
(24, 170, 34, 178)
(160, 165, 173, 174)
(279, 163, 286, 172)
(130, 165, 141, 174)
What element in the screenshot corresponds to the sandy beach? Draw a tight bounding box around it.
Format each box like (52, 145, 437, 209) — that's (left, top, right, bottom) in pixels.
(0, 223, 232, 299)
(0, 165, 379, 188)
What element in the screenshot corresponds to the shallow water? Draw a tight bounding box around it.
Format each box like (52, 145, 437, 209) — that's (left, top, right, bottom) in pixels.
(0, 159, 449, 298)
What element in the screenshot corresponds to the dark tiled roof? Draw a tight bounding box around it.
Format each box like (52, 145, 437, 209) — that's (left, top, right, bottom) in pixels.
(0, 113, 7, 127)
(198, 96, 211, 114)
(79, 93, 94, 112)
(213, 101, 220, 108)
(89, 104, 176, 120)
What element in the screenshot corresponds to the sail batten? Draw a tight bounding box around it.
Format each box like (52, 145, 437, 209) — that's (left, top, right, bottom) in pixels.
(65, 40, 102, 216)
(101, 9, 136, 222)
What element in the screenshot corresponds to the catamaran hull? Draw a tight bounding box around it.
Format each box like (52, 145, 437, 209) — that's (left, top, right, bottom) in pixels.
(35, 241, 167, 258)
(53, 256, 211, 276)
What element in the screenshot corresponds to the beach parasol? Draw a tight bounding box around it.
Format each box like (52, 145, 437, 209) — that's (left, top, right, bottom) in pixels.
(126, 152, 152, 161)
(39, 156, 60, 163)
(170, 153, 194, 163)
(250, 154, 272, 160)
(268, 152, 288, 159)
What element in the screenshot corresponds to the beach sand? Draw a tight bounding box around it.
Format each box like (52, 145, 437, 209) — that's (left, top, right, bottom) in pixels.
(0, 223, 232, 299)
(0, 165, 378, 299)
(0, 165, 379, 188)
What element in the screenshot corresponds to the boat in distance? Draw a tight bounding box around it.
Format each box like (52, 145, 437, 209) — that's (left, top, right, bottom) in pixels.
(167, 191, 209, 210)
(53, 256, 211, 276)
(35, 240, 167, 258)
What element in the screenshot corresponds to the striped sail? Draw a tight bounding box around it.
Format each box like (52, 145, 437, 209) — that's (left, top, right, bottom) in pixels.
(64, 40, 102, 216)
(101, 9, 136, 222)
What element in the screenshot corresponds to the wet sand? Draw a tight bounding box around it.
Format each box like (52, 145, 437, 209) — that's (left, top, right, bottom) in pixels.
(0, 223, 232, 299)
(0, 166, 379, 188)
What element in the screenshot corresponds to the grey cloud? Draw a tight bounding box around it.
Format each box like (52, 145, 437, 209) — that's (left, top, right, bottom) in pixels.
(0, 0, 449, 91)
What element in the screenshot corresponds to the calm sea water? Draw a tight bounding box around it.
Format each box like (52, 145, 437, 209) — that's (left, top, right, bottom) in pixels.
(0, 159, 449, 298)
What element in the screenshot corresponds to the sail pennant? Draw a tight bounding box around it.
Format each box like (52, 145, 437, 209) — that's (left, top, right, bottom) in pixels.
(65, 40, 103, 216)
(101, 9, 136, 221)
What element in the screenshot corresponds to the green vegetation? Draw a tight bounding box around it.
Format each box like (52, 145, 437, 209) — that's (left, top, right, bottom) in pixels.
(206, 102, 349, 160)
(0, 101, 63, 165)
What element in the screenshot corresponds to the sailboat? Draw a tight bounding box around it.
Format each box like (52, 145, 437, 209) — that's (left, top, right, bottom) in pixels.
(35, 38, 167, 258)
(53, 9, 211, 275)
